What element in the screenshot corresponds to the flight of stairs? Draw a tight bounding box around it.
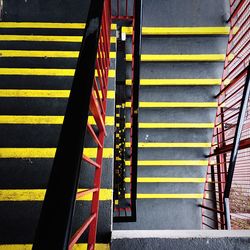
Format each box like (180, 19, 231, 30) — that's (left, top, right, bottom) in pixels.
(114, 0, 230, 230)
(0, 1, 117, 248)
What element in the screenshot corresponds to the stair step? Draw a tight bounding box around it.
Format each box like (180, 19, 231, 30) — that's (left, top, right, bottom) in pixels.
(125, 160, 208, 166)
(125, 123, 214, 128)
(0, 115, 114, 125)
(122, 26, 230, 35)
(125, 102, 218, 108)
(0, 148, 113, 158)
(125, 177, 205, 183)
(126, 54, 229, 62)
(0, 68, 115, 77)
(0, 50, 116, 58)
(125, 142, 211, 148)
(125, 193, 203, 199)
(0, 189, 112, 201)
(125, 79, 221, 85)
(0, 22, 117, 30)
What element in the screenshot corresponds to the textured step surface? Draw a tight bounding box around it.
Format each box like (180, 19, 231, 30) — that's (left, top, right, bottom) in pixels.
(0, 11, 117, 246)
(114, 0, 229, 230)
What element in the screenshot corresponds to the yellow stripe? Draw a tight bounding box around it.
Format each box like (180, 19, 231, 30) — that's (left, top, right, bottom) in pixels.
(0, 89, 115, 99)
(0, 68, 115, 77)
(125, 123, 214, 129)
(125, 160, 208, 166)
(0, 115, 115, 125)
(125, 79, 221, 86)
(125, 193, 203, 199)
(0, 244, 110, 250)
(124, 177, 205, 183)
(0, 50, 116, 58)
(122, 26, 230, 35)
(125, 142, 211, 148)
(0, 22, 116, 30)
(126, 54, 226, 62)
(125, 102, 217, 108)
(0, 35, 116, 43)
(0, 148, 113, 158)
(0, 189, 112, 201)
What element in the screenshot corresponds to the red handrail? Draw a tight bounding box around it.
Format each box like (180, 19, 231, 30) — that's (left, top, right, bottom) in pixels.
(202, 0, 250, 230)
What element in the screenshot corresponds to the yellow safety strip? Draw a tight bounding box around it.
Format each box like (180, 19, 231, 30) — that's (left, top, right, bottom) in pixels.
(122, 26, 230, 35)
(0, 35, 116, 43)
(0, 89, 115, 99)
(125, 160, 208, 166)
(0, 189, 112, 201)
(0, 244, 110, 250)
(124, 177, 206, 183)
(125, 142, 211, 148)
(0, 50, 116, 58)
(0, 148, 113, 158)
(125, 123, 214, 129)
(126, 54, 226, 62)
(125, 102, 218, 108)
(0, 22, 117, 30)
(0, 115, 114, 126)
(125, 193, 203, 199)
(0, 68, 115, 77)
(125, 79, 221, 86)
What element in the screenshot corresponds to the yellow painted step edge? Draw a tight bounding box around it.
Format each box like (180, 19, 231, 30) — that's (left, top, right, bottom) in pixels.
(126, 54, 227, 62)
(125, 160, 208, 166)
(125, 177, 206, 183)
(125, 79, 221, 86)
(0, 50, 116, 58)
(0, 115, 114, 126)
(125, 102, 218, 108)
(125, 193, 203, 199)
(0, 244, 110, 250)
(125, 123, 214, 129)
(0, 22, 117, 30)
(0, 68, 115, 77)
(0, 35, 116, 43)
(0, 189, 112, 201)
(0, 148, 113, 158)
(0, 89, 115, 99)
(122, 26, 230, 35)
(125, 142, 211, 148)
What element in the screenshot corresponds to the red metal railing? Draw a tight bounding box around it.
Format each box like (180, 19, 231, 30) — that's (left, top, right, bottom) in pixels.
(112, 0, 134, 20)
(33, 0, 112, 249)
(202, 0, 250, 230)
(69, 0, 111, 248)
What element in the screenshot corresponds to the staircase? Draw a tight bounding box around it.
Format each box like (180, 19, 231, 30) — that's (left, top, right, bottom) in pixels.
(0, 0, 116, 248)
(114, 0, 230, 230)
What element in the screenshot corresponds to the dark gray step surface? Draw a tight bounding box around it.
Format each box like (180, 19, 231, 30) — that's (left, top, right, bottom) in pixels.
(138, 86, 218, 102)
(126, 108, 216, 123)
(129, 183, 205, 194)
(142, 0, 229, 27)
(114, 199, 203, 230)
(126, 36, 228, 54)
(127, 62, 225, 79)
(135, 166, 207, 178)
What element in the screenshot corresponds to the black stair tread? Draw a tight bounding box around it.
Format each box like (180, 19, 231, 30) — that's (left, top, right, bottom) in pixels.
(0, 158, 113, 189)
(0, 201, 111, 244)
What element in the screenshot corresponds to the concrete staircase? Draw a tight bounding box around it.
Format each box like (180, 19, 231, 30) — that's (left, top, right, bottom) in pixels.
(114, 0, 229, 230)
